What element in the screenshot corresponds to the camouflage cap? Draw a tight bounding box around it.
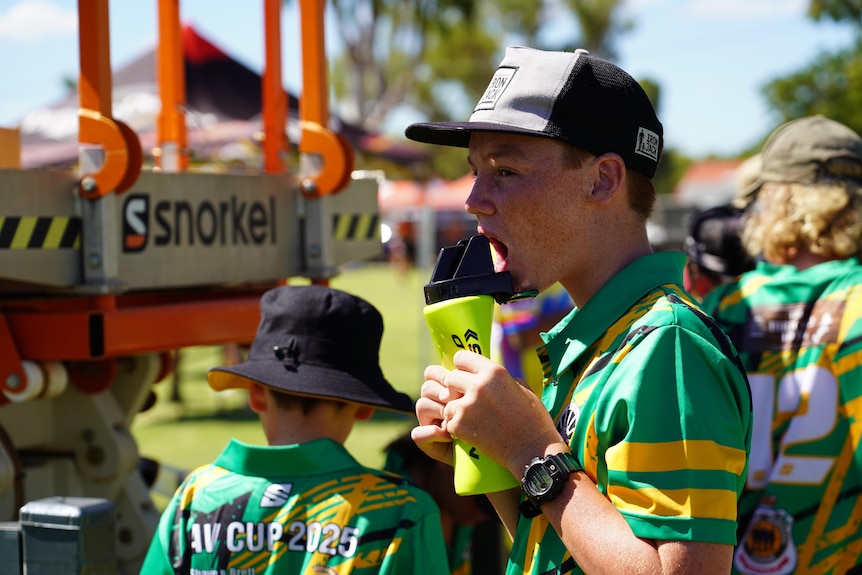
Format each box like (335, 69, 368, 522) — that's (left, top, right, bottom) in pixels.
(749, 115, 862, 196)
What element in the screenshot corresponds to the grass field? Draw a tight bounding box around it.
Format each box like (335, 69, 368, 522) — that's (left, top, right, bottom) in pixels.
(131, 262, 439, 493)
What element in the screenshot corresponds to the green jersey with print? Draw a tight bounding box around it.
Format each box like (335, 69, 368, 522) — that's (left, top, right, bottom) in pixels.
(506, 251, 752, 575)
(140, 438, 450, 575)
(704, 257, 862, 575)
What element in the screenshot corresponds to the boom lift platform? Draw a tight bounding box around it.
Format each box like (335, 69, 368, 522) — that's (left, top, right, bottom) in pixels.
(0, 1, 382, 572)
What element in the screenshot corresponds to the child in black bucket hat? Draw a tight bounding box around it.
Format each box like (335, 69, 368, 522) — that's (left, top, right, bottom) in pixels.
(141, 284, 449, 575)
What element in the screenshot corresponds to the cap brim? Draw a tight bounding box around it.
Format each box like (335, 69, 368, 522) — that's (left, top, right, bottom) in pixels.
(405, 121, 554, 148)
(207, 361, 415, 415)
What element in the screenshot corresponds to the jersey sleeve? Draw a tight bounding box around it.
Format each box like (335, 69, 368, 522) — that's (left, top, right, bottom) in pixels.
(591, 323, 751, 545)
(138, 497, 181, 575)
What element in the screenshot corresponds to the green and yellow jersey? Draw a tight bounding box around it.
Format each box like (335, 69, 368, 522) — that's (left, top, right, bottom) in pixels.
(705, 257, 862, 575)
(507, 251, 752, 575)
(140, 438, 449, 575)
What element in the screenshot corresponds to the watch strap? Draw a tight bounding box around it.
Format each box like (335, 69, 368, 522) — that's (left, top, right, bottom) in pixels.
(518, 497, 543, 518)
(519, 452, 581, 518)
(552, 452, 581, 475)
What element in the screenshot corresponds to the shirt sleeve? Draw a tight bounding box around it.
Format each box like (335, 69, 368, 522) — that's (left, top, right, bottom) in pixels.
(593, 323, 750, 545)
(138, 500, 180, 575)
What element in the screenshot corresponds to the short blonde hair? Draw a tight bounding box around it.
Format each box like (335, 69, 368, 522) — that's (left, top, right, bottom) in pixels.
(742, 181, 862, 263)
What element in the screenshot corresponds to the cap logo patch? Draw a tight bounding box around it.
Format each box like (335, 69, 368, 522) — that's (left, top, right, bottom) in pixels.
(475, 67, 516, 111)
(635, 127, 660, 162)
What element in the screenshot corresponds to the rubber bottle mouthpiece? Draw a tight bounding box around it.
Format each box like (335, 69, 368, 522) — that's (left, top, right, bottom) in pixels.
(424, 235, 518, 305)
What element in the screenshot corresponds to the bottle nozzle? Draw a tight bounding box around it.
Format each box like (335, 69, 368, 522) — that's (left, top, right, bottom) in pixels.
(424, 235, 526, 305)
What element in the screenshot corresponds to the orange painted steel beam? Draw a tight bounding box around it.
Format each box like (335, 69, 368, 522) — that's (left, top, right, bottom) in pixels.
(77, 0, 142, 197)
(77, 0, 111, 116)
(262, 0, 289, 173)
(299, 0, 327, 129)
(156, 0, 189, 171)
(298, 0, 353, 197)
(3, 294, 265, 361)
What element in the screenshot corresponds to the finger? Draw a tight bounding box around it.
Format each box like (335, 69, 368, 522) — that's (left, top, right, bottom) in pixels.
(439, 374, 462, 402)
(439, 365, 477, 399)
(415, 396, 445, 427)
(420, 377, 446, 402)
(423, 364, 449, 383)
(411, 425, 454, 466)
(411, 423, 451, 444)
(452, 349, 496, 372)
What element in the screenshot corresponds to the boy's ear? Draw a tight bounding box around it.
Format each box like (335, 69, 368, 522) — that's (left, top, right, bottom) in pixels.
(247, 382, 267, 414)
(591, 153, 625, 203)
(355, 406, 375, 421)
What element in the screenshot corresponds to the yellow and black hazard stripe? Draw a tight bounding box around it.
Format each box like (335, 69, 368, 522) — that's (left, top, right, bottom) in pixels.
(0, 216, 81, 249)
(332, 213, 380, 241)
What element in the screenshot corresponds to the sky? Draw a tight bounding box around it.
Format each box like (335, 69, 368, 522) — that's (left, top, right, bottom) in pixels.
(0, 0, 856, 159)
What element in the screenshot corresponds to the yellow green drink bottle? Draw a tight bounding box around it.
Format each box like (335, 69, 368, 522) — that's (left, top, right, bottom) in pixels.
(423, 235, 536, 495)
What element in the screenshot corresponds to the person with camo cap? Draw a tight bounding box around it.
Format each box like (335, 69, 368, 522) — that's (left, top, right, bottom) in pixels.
(705, 115, 862, 575)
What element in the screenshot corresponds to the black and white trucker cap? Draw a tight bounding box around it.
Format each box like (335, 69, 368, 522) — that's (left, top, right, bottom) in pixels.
(405, 46, 664, 178)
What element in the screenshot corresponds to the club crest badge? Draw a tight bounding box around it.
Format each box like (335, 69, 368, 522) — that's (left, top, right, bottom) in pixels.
(734, 498, 797, 575)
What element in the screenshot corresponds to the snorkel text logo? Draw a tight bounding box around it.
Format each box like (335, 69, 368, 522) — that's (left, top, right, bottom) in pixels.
(122, 193, 276, 252)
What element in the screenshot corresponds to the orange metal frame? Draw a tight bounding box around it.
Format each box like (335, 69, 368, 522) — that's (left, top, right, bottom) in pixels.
(263, 0, 289, 173)
(78, 0, 142, 197)
(156, 0, 189, 171)
(0, 0, 353, 403)
(298, 0, 354, 197)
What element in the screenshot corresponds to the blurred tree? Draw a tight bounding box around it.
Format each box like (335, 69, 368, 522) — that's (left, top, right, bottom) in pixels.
(763, 43, 862, 136)
(334, 1, 647, 179)
(555, 0, 633, 60)
(757, 1, 862, 143)
(62, 75, 77, 94)
(808, 0, 862, 29)
(302, 0, 690, 189)
(327, 1, 538, 136)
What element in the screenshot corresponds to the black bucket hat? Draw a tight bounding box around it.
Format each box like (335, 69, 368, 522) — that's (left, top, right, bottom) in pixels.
(208, 284, 414, 414)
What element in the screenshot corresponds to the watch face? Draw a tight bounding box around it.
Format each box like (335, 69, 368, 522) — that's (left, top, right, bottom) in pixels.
(525, 465, 554, 496)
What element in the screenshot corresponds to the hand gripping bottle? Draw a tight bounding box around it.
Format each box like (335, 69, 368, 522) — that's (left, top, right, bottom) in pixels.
(423, 235, 536, 495)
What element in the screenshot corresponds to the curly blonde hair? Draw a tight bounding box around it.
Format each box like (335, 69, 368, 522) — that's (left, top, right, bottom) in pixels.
(742, 180, 862, 263)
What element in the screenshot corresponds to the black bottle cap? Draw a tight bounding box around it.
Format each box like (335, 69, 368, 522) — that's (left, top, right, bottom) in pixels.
(424, 235, 530, 305)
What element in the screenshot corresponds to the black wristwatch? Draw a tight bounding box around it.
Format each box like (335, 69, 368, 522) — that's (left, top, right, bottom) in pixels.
(519, 452, 581, 518)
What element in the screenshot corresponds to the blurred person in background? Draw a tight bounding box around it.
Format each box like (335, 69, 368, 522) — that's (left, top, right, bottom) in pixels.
(491, 282, 573, 387)
(682, 203, 755, 302)
(383, 433, 499, 575)
(706, 115, 862, 575)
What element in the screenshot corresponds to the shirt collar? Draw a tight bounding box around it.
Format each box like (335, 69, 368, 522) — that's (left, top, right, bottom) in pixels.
(214, 437, 359, 477)
(542, 251, 686, 372)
